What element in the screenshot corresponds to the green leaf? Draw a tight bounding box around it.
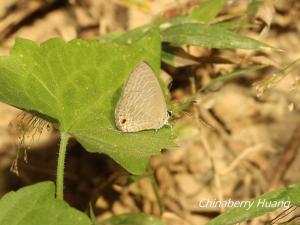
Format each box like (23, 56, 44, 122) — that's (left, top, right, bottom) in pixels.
(0, 25, 175, 175)
(207, 183, 300, 225)
(190, 0, 224, 22)
(247, 0, 264, 17)
(89, 204, 97, 225)
(99, 213, 164, 225)
(98, 25, 149, 45)
(161, 47, 200, 67)
(160, 16, 201, 30)
(200, 65, 267, 92)
(0, 182, 91, 225)
(97, 31, 124, 43)
(213, 21, 256, 30)
(99, 17, 198, 44)
(161, 23, 272, 50)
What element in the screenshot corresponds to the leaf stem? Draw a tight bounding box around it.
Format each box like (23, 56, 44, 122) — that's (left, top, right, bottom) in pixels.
(148, 164, 165, 214)
(56, 132, 70, 200)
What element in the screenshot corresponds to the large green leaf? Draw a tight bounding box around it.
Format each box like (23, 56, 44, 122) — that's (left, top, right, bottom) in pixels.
(0, 26, 175, 175)
(0, 182, 91, 225)
(207, 183, 300, 225)
(162, 23, 272, 49)
(98, 17, 271, 68)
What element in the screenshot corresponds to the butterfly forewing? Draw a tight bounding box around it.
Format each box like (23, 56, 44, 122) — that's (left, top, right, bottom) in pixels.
(115, 62, 168, 132)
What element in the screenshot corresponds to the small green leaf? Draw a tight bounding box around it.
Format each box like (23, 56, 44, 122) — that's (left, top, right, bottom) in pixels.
(207, 183, 300, 225)
(0, 182, 91, 225)
(99, 17, 199, 44)
(213, 21, 256, 30)
(97, 31, 124, 43)
(161, 44, 234, 67)
(190, 0, 224, 22)
(98, 25, 150, 45)
(89, 204, 97, 225)
(161, 47, 199, 67)
(160, 16, 200, 30)
(247, 0, 264, 17)
(99, 213, 164, 225)
(0, 25, 175, 175)
(162, 23, 272, 50)
(200, 65, 267, 92)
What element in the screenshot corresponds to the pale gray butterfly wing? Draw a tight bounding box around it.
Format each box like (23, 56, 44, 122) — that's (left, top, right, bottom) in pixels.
(115, 62, 169, 132)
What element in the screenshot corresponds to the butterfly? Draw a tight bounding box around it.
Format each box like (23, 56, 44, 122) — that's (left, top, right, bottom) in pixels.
(115, 62, 169, 132)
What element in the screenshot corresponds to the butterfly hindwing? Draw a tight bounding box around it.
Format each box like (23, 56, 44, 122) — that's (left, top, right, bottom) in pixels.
(115, 62, 168, 132)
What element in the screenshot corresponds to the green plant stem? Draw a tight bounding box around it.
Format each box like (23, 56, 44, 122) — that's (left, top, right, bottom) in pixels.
(56, 132, 70, 200)
(148, 164, 165, 214)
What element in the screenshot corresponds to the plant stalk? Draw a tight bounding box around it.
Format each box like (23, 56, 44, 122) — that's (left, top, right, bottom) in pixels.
(56, 132, 70, 200)
(148, 164, 165, 214)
